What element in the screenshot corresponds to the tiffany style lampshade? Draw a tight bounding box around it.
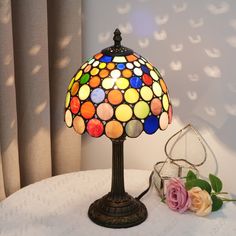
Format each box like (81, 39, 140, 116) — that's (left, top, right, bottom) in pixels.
(64, 29, 172, 228)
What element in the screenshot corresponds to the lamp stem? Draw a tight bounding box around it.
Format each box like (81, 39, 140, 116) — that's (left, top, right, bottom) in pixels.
(111, 138, 125, 196)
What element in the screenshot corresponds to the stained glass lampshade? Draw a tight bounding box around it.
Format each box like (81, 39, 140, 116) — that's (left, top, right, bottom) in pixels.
(64, 29, 172, 228)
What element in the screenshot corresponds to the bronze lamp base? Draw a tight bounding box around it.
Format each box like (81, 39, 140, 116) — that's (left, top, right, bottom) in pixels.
(88, 138, 148, 228)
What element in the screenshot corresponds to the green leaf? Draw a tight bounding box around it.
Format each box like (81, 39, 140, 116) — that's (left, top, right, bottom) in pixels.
(186, 170, 197, 182)
(185, 179, 212, 194)
(209, 174, 223, 193)
(211, 195, 223, 211)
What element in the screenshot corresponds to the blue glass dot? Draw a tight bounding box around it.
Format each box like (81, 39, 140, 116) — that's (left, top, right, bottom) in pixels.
(117, 64, 125, 70)
(91, 88, 105, 104)
(144, 115, 159, 134)
(141, 65, 149, 74)
(100, 55, 112, 63)
(130, 77, 142, 89)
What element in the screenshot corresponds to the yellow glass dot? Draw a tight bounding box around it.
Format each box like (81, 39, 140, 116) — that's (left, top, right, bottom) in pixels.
(146, 62, 153, 70)
(68, 77, 75, 90)
(90, 67, 99, 76)
(134, 101, 150, 119)
(81, 62, 88, 69)
(124, 88, 139, 103)
(102, 78, 115, 89)
(153, 82, 162, 97)
(78, 84, 90, 100)
(115, 104, 133, 122)
(65, 92, 70, 108)
(140, 86, 153, 101)
(162, 94, 169, 111)
(150, 70, 159, 81)
(75, 70, 82, 81)
(116, 78, 129, 89)
(99, 62, 106, 69)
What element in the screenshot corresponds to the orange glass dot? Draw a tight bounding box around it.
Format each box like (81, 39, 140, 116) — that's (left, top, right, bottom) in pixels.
(122, 69, 132, 78)
(126, 54, 137, 62)
(160, 79, 167, 93)
(84, 64, 92, 73)
(89, 76, 101, 88)
(71, 82, 79, 96)
(107, 62, 115, 70)
(80, 101, 95, 119)
(108, 90, 123, 105)
(99, 69, 109, 78)
(73, 116, 85, 134)
(94, 53, 103, 60)
(105, 120, 123, 139)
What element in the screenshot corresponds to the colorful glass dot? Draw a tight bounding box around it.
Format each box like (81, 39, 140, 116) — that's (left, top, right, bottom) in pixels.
(140, 86, 153, 101)
(99, 69, 109, 78)
(79, 84, 90, 100)
(126, 62, 134, 69)
(68, 77, 75, 90)
(97, 103, 114, 121)
(116, 78, 129, 89)
(90, 68, 99, 76)
(90, 88, 105, 104)
(107, 62, 115, 70)
(124, 88, 139, 103)
(150, 70, 159, 81)
(151, 98, 162, 116)
(108, 90, 123, 105)
(125, 120, 143, 138)
(75, 70, 82, 81)
(159, 112, 168, 130)
(73, 116, 85, 134)
(162, 94, 169, 111)
(102, 78, 115, 89)
(65, 92, 70, 108)
(122, 69, 132, 78)
(130, 76, 142, 89)
(71, 82, 79, 96)
(99, 62, 106, 69)
(153, 82, 162, 97)
(70, 96, 80, 114)
(117, 64, 126, 70)
(142, 74, 153, 86)
(111, 69, 121, 79)
(144, 115, 159, 134)
(89, 76, 101, 88)
(65, 109, 72, 127)
(134, 101, 150, 119)
(80, 73, 90, 84)
(100, 55, 112, 62)
(115, 104, 133, 122)
(87, 119, 104, 137)
(80, 101, 95, 119)
(105, 120, 123, 139)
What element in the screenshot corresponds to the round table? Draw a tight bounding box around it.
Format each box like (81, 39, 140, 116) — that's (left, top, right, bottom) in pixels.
(0, 169, 235, 236)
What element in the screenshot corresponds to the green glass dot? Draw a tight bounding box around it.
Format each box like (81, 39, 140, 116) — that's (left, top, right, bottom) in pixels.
(80, 73, 90, 84)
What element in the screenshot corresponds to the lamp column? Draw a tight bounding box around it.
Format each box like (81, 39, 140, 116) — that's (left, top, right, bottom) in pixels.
(88, 138, 148, 228)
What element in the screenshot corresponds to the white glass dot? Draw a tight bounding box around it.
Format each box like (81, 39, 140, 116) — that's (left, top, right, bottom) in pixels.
(134, 68, 143, 76)
(88, 58, 95, 64)
(134, 61, 141, 67)
(111, 69, 121, 79)
(126, 63, 134, 69)
(138, 59, 145, 65)
(92, 61, 99, 67)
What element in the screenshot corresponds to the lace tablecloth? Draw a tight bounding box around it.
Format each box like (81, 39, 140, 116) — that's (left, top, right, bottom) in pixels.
(0, 169, 236, 236)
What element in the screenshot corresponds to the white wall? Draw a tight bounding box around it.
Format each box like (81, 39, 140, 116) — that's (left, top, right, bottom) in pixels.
(81, 0, 236, 194)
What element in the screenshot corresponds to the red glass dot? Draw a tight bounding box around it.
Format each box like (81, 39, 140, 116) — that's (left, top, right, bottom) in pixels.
(168, 104, 173, 124)
(70, 96, 80, 114)
(142, 74, 153, 86)
(87, 119, 104, 137)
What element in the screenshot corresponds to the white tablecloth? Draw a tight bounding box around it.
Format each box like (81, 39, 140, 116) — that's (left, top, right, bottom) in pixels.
(0, 169, 236, 236)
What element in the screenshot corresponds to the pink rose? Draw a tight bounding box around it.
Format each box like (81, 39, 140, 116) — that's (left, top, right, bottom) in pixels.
(166, 178, 191, 213)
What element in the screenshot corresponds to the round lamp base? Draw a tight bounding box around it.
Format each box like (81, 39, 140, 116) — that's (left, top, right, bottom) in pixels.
(88, 192, 147, 228)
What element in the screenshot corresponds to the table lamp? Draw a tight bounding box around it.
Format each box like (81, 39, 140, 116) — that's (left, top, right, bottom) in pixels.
(64, 29, 172, 228)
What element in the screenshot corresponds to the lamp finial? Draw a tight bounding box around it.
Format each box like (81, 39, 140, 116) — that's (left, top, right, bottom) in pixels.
(113, 28, 122, 48)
